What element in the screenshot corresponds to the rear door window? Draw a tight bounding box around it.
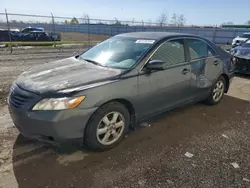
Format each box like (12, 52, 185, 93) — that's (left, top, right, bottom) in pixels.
(187, 39, 217, 60)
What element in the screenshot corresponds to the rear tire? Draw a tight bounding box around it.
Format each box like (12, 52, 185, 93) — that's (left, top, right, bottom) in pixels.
(84, 102, 130, 151)
(205, 76, 226, 105)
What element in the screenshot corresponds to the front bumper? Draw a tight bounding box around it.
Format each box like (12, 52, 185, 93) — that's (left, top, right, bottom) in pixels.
(9, 103, 97, 146)
(234, 56, 250, 74)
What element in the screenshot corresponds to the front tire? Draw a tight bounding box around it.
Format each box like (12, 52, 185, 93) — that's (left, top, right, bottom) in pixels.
(84, 102, 130, 151)
(205, 76, 226, 105)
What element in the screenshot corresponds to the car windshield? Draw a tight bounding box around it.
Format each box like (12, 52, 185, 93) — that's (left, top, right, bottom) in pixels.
(242, 40, 250, 47)
(79, 37, 154, 69)
(21, 28, 43, 33)
(240, 34, 250, 38)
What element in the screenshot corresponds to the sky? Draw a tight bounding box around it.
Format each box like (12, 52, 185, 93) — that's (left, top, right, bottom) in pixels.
(1, 0, 250, 25)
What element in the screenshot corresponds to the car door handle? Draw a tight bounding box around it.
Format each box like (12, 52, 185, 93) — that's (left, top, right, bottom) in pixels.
(213, 60, 219, 65)
(181, 68, 190, 75)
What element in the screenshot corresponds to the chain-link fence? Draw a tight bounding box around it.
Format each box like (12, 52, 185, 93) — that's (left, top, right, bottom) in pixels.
(0, 11, 109, 52)
(2, 10, 250, 54)
(0, 10, 162, 53)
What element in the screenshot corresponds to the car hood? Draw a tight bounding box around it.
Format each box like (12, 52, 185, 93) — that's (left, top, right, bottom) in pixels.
(16, 57, 122, 94)
(233, 46, 250, 58)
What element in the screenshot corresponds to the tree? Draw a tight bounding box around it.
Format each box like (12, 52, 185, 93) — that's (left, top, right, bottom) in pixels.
(132, 18, 135, 26)
(170, 13, 178, 25)
(112, 17, 122, 26)
(97, 21, 104, 25)
(70, 17, 79, 24)
(245, 20, 250, 25)
(157, 12, 167, 27)
(81, 13, 90, 24)
(64, 20, 68, 24)
(177, 14, 186, 26)
(10, 20, 18, 23)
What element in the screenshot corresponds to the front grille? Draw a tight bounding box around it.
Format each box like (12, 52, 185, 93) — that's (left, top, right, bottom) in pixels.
(235, 57, 250, 72)
(9, 85, 40, 109)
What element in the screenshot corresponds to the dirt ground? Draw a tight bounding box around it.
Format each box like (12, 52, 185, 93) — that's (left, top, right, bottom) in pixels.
(0, 48, 250, 188)
(0, 47, 85, 95)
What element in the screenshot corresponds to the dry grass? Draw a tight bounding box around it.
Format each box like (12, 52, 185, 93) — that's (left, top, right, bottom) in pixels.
(60, 32, 110, 42)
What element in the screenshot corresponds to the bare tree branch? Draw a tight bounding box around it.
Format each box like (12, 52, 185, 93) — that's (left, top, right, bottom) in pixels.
(177, 14, 186, 26)
(157, 12, 167, 27)
(81, 13, 90, 24)
(170, 13, 178, 25)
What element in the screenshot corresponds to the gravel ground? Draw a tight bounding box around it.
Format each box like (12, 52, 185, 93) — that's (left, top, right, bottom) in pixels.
(0, 47, 84, 94)
(0, 49, 250, 188)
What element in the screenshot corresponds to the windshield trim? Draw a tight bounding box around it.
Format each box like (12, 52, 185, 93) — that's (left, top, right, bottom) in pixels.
(77, 56, 129, 70)
(79, 57, 105, 67)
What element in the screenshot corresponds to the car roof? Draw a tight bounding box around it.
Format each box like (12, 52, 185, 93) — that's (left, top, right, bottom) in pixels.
(116, 32, 196, 40)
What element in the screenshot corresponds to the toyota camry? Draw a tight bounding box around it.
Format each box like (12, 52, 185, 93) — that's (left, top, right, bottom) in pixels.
(8, 32, 234, 151)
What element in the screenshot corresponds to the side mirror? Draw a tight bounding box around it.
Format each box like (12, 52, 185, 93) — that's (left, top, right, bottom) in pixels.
(145, 60, 167, 70)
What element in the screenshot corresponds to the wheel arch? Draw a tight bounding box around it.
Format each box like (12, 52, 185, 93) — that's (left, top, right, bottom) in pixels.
(87, 98, 137, 132)
(221, 73, 230, 93)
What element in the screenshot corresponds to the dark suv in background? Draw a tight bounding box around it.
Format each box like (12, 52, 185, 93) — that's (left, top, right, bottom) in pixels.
(0, 26, 61, 42)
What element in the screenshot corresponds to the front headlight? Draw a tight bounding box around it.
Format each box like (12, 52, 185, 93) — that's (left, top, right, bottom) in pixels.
(32, 96, 85, 110)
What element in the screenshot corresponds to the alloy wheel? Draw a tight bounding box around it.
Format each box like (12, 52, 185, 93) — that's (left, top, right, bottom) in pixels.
(212, 80, 224, 102)
(96, 111, 125, 145)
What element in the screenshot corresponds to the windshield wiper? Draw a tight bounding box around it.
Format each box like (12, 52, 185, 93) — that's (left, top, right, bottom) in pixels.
(81, 58, 105, 67)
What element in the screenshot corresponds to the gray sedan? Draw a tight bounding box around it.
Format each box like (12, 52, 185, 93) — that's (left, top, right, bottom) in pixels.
(8, 32, 234, 151)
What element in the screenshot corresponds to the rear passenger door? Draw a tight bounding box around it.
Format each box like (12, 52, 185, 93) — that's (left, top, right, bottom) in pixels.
(186, 38, 222, 98)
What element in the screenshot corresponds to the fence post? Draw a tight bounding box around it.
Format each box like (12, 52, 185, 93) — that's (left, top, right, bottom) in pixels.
(98, 20, 101, 36)
(50, 13, 56, 48)
(213, 28, 217, 43)
(5, 9, 12, 54)
(88, 17, 90, 47)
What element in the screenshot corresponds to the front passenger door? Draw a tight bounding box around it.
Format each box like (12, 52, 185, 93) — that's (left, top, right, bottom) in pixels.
(137, 39, 192, 118)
